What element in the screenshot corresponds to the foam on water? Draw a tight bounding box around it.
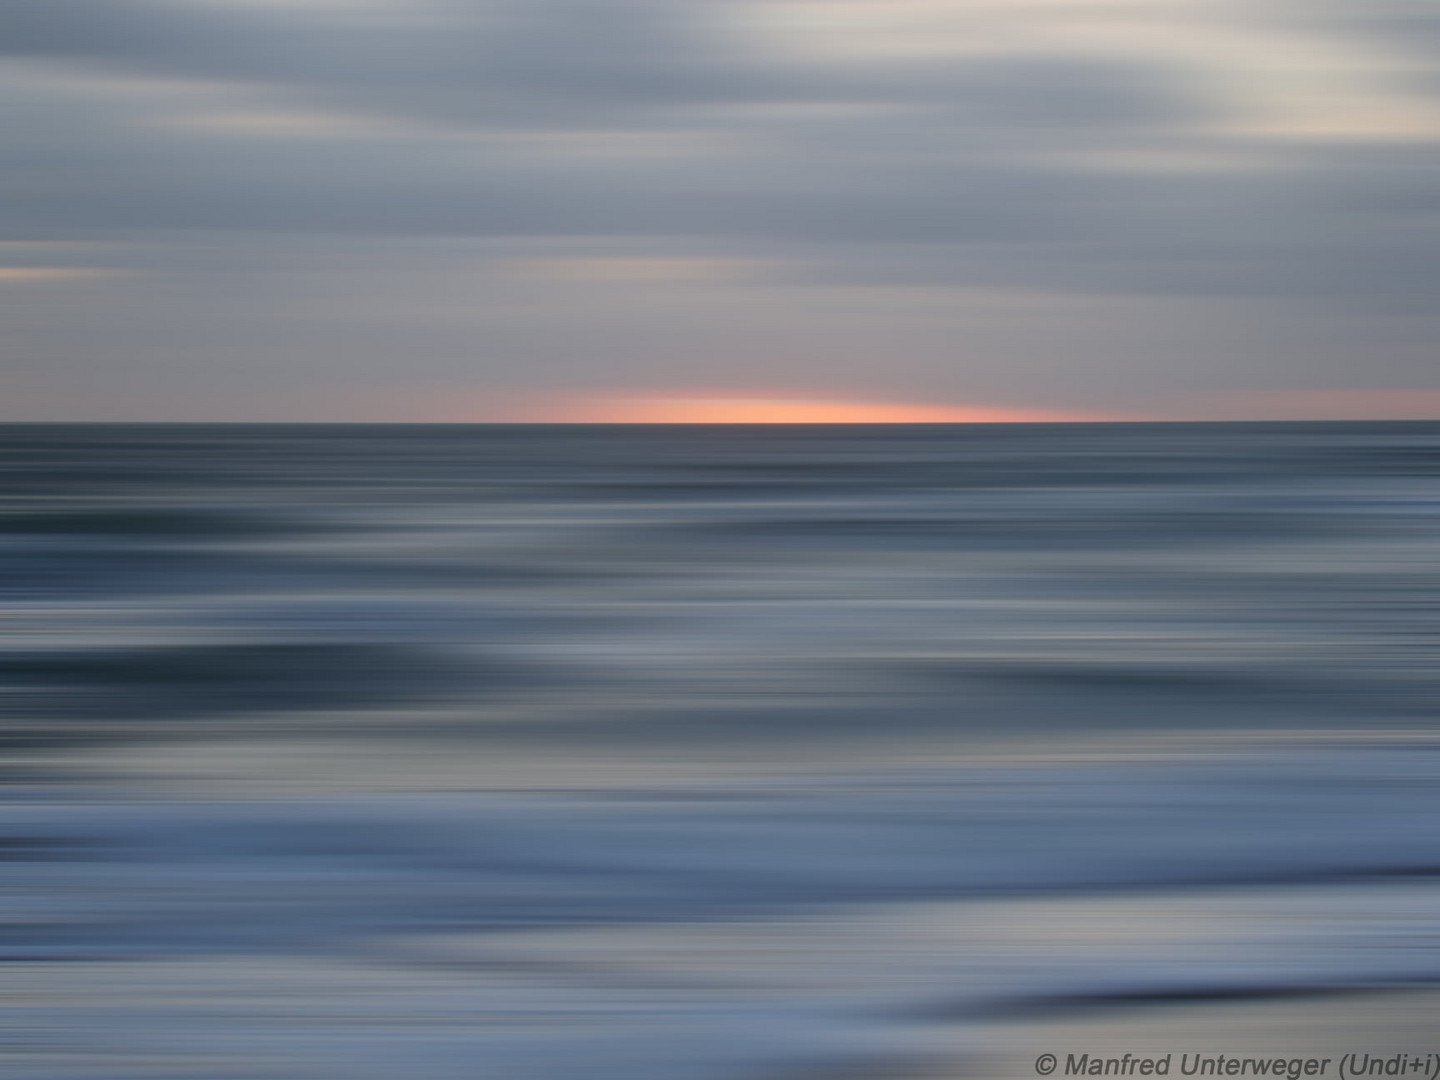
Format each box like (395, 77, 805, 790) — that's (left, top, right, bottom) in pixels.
(8, 747, 1440, 1079)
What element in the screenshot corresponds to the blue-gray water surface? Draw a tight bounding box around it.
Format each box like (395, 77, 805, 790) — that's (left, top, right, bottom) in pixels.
(3, 422, 1439, 1080)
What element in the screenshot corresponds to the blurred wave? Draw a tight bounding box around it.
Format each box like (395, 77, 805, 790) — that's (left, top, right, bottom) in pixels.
(3, 421, 1439, 1079)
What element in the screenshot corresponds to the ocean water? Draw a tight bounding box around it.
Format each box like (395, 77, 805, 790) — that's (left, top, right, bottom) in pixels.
(3, 421, 1439, 1080)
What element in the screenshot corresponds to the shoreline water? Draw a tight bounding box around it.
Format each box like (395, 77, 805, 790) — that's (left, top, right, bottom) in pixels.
(5, 421, 1438, 1080)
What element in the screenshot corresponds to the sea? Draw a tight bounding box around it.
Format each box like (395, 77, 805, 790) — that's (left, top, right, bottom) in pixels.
(3, 421, 1439, 1080)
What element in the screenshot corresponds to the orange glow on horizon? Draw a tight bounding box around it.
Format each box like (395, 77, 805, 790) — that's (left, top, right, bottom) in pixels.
(525, 393, 1101, 424)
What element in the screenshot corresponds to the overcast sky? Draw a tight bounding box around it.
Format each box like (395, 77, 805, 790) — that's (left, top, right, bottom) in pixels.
(4, 0, 1440, 421)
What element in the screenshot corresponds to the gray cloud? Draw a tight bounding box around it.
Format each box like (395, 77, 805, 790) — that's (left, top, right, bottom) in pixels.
(3, 0, 1440, 418)
(0, 0, 832, 123)
(0, 0, 1217, 126)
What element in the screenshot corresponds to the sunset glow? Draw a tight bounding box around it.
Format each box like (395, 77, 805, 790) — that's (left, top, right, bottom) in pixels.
(529, 394, 1097, 424)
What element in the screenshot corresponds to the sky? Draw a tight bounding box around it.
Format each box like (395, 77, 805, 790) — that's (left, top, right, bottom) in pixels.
(3, 0, 1440, 422)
